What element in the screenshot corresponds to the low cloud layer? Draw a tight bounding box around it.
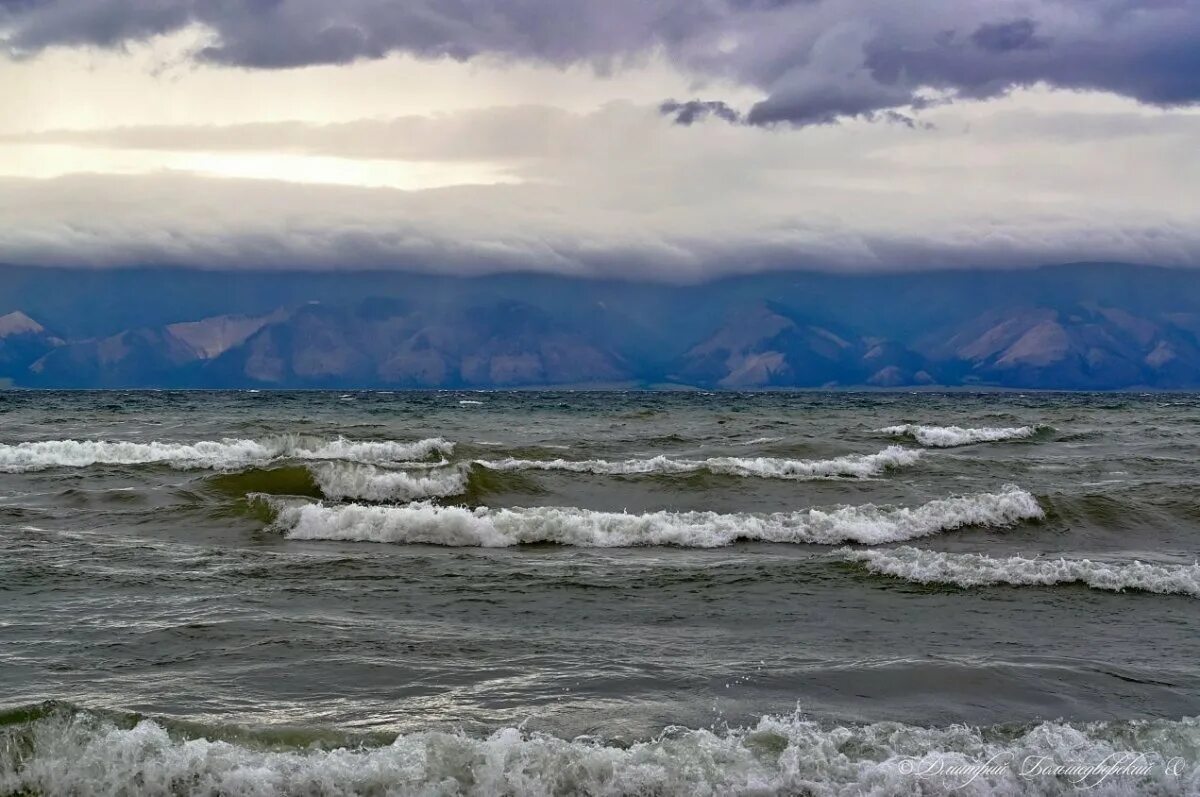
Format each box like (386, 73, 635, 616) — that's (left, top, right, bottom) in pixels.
(1, 149, 1195, 280)
(3, 1, 1199, 126)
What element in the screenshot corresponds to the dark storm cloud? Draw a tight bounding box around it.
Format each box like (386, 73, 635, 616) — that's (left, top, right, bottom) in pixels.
(1, 0, 190, 49)
(970, 19, 1048, 54)
(660, 99, 742, 125)
(3, 1, 1200, 124)
(2, 0, 709, 66)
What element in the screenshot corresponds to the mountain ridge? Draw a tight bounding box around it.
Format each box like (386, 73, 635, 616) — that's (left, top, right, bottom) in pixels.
(5, 262, 1200, 389)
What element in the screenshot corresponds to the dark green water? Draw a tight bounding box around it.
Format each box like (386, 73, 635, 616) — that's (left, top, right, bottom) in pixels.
(1, 391, 1198, 794)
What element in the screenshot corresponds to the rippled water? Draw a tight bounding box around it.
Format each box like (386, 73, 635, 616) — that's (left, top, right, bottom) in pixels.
(1, 391, 1198, 795)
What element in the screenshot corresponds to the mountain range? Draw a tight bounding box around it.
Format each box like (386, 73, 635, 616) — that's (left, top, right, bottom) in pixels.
(4, 262, 1200, 389)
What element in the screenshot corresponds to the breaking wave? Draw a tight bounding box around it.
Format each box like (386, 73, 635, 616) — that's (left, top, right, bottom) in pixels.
(842, 546, 1200, 597)
(878, 424, 1043, 447)
(308, 463, 468, 502)
(0, 436, 453, 472)
(259, 486, 1042, 548)
(2, 704, 1195, 796)
(288, 437, 453, 464)
(475, 446, 921, 480)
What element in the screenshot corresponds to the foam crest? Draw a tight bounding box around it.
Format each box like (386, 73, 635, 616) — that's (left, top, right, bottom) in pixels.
(878, 424, 1041, 447)
(843, 546, 1200, 597)
(288, 436, 454, 464)
(0, 439, 276, 472)
(475, 446, 920, 480)
(3, 708, 1195, 796)
(308, 463, 468, 502)
(262, 486, 1042, 548)
(0, 436, 452, 472)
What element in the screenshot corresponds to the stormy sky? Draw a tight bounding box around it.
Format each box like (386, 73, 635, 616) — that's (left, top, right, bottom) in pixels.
(1, 0, 1197, 279)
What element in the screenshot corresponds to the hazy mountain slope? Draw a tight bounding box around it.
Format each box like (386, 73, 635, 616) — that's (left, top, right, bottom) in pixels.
(28, 327, 203, 388)
(167, 311, 286, 360)
(201, 300, 630, 388)
(5, 263, 1200, 389)
(919, 305, 1200, 389)
(0, 311, 63, 384)
(674, 303, 935, 388)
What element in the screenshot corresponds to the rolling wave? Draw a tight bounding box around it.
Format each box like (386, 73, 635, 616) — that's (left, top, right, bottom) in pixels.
(878, 424, 1043, 447)
(205, 462, 523, 503)
(2, 704, 1194, 796)
(308, 463, 468, 502)
(475, 445, 920, 480)
(258, 486, 1042, 548)
(205, 466, 323, 500)
(0, 436, 453, 472)
(842, 546, 1200, 597)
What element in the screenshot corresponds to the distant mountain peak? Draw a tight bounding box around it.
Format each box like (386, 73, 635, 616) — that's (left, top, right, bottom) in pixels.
(0, 311, 44, 338)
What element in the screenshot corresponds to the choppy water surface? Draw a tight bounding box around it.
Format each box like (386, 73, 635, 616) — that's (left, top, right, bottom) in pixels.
(1, 391, 1199, 795)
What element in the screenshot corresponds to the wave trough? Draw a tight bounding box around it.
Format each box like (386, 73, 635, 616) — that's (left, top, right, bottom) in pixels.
(879, 424, 1042, 447)
(0, 436, 453, 472)
(843, 546, 1200, 597)
(260, 486, 1043, 548)
(475, 445, 920, 480)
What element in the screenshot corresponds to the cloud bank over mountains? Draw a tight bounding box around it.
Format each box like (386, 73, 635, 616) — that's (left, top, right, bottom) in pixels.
(0, 1, 1197, 277)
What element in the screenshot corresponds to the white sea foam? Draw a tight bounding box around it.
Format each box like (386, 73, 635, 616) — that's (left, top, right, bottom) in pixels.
(3, 709, 1195, 796)
(842, 546, 1200, 597)
(0, 436, 453, 472)
(287, 436, 453, 464)
(0, 439, 276, 472)
(262, 486, 1042, 548)
(308, 463, 468, 502)
(475, 446, 920, 480)
(878, 424, 1042, 447)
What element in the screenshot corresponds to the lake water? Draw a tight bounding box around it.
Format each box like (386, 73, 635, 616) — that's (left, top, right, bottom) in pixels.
(1, 391, 1197, 794)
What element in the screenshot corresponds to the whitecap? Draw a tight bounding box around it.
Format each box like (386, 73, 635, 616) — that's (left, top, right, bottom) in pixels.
(475, 446, 920, 481)
(0, 436, 453, 472)
(878, 424, 1043, 447)
(308, 463, 467, 502)
(842, 546, 1200, 597)
(4, 709, 1194, 796)
(260, 486, 1042, 548)
(288, 436, 453, 465)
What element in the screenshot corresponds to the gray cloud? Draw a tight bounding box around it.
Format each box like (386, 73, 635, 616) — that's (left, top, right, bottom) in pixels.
(0, 165, 1195, 279)
(3, 1, 1199, 125)
(970, 19, 1048, 54)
